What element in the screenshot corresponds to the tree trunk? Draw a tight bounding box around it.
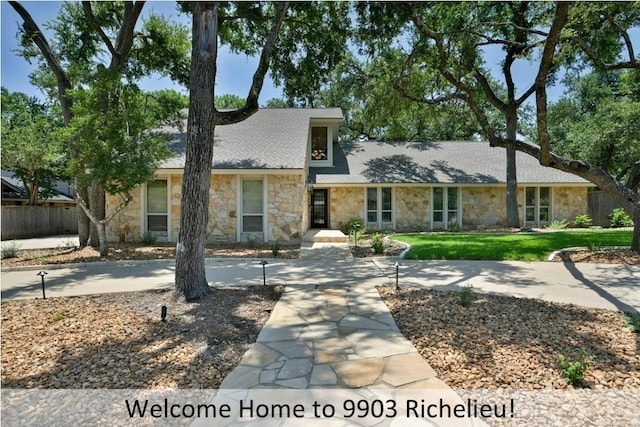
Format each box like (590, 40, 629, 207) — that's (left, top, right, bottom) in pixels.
(77, 186, 90, 247)
(633, 215, 640, 253)
(505, 148, 520, 228)
(88, 181, 106, 248)
(505, 109, 520, 228)
(174, 2, 218, 300)
(97, 220, 109, 256)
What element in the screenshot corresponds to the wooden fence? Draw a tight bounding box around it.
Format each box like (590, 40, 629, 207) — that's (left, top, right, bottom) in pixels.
(1, 205, 78, 240)
(587, 190, 619, 227)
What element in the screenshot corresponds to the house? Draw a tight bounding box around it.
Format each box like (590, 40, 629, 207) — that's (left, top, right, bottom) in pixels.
(1, 170, 75, 206)
(106, 108, 590, 243)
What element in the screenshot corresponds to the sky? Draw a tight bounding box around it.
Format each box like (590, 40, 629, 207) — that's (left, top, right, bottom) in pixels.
(1, 1, 284, 103)
(1, 2, 638, 107)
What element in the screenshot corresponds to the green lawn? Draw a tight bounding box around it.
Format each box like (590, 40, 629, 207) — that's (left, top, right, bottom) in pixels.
(393, 229, 633, 261)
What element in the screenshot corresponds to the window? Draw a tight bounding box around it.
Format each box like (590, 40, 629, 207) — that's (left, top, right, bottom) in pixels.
(146, 180, 168, 232)
(525, 187, 551, 226)
(432, 187, 459, 228)
(311, 127, 328, 161)
(242, 179, 263, 232)
(366, 187, 393, 227)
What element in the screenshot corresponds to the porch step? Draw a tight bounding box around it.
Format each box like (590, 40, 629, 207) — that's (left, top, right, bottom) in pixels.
(302, 229, 348, 243)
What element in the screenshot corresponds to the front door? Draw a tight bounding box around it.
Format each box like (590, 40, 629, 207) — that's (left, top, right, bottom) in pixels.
(311, 189, 328, 228)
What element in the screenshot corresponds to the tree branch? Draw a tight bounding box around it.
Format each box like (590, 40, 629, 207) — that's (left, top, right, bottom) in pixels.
(110, 1, 146, 71)
(9, 1, 73, 125)
(217, 2, 289, 125)
(82, 1, 118, 58)
(535, 2, 570, 165)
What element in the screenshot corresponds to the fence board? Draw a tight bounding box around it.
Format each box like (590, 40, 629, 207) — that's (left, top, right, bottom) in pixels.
(587, 191, 619, 227)
(1, 206, 78, 240)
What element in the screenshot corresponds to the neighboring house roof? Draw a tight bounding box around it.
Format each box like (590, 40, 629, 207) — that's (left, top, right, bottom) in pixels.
(1, 170, 75, 202)
(310, 140, 590, 185)
(160, 108, 343, 170)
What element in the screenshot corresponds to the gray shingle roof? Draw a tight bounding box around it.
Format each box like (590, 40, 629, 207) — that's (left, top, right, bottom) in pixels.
(310, 140, 589, 185)
(160, 108, 343, 170)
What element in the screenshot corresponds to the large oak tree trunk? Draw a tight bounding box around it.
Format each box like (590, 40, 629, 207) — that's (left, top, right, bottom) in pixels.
(174, 2, 218, 300)
(88, 181, 106, 248)
(505, 110, 520, 228)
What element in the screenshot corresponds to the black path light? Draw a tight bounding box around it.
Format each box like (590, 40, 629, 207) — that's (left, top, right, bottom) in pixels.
(394, 261, 400, 291)
(37, 271, 48, 299)
(259, 259, 269, 286)
(161, 306, 167, 322)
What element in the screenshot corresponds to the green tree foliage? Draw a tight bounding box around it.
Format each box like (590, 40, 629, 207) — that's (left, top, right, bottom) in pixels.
(10, 0, 191, 249)
(1, 87, 65, 205)
(215, 94, 246, 109)
(548, 70, 640, 191)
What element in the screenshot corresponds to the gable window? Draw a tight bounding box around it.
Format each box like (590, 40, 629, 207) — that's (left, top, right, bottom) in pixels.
(146, 180, 168, 232)
(366, 187, 393, 228)
(432, 187, 460, 228)
(242, 179, 264, 233)
(311, 127, 328, 161)
(525, 187, 551, 227)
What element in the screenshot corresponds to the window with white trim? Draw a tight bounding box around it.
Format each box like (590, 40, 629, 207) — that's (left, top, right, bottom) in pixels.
(432, 187, 460, 228)
(146, 180, 168, 232)
(366, 187, 393, 227)
(310, 126, 332, 165)
(525, 187, 551, 226)
(242, 179, 264, 233)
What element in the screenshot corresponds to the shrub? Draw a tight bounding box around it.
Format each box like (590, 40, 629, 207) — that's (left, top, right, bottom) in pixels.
(140, 231, 157, 245)
(1, 241, 21, 259)
(246, 235, 259, 249)
(608, 208, 634, 228)
(547, 219, 569, 230)
(447, 221, 462, 232)
(624, 312, 640, 333)
(457, 283, 477, 307)
(557, 348, 595, 385)
(271, 240, 281, 257)
(371, 233, 386, 254)
(573, 214, 592, 228)
(520, 227, 533, 233)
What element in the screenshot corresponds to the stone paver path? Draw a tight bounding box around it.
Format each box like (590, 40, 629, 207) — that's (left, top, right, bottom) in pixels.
(221, 283, 443, 389)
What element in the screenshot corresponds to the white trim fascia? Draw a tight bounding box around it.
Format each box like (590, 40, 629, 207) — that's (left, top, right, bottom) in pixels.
(157, 168, 304, 176)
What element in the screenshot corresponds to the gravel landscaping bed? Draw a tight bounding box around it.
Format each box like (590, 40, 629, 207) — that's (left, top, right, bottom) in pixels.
(379, 287, 640, 390)
(1, 286, 282, 389)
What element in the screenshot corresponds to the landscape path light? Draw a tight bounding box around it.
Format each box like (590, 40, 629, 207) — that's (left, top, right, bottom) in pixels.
(37, 271, 48, 299)
(394, 261, 400, 291)
(259, 259, 269, 286)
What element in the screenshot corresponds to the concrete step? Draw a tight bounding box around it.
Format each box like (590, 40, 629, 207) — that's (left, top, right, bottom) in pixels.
(302, 229, 348, 243)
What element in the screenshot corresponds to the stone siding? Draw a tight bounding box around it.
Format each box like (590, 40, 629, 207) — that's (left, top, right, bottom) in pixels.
(106, 186, 143, 242)
(328, 187, 365, 232)
(463, 187, 509, 228)
(395, 187, 431, 231)
(553, 186, 588, 223)
(207, 175, 238, 243)
(267, 175, 305, 242)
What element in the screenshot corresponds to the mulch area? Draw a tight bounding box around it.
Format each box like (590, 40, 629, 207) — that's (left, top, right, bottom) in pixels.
(379, 287, 640, 389)
(1, 286, 283, 389)
(0, 242, 299, 268)
(551, 248, 640, 265)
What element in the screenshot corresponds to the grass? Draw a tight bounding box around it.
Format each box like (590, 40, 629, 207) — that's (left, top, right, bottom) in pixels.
(394, 229, 633, 261)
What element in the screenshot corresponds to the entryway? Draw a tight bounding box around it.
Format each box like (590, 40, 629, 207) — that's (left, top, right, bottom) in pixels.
(311, 189, 328, 228)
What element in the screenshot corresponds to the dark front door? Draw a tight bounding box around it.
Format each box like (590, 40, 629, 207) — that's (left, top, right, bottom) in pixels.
(311, 189, 328, 228)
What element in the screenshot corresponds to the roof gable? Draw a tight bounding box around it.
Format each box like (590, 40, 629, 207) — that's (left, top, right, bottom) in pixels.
(160, 108, 343, 170)
(311, 141, 589, 185)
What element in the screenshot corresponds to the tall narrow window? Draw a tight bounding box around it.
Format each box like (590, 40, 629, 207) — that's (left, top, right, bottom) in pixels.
(366, 187, 393, 228)
(311, 127, 328, 161)
(525, 187, 551, 226)
(146, 180, 168, 232)
(432, 186, 459, 227)
(242, 179, 263, 232)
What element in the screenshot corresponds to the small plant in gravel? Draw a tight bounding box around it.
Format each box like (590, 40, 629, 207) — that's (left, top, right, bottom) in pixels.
(608, 208, 634, 228)
(245, 235, 259, 249)
(371, 233, 386, 254)
(457, 283, 477, 307)
(573, 214, 592, 228)
(447, 221, 462, 232)
(347, 218, 365, 246)
(520, 226, 533, 232)
(624, 312, 640, 332)
(140, 231, 157, 245)
(557, 348, 595, 386)
(271, 240, 281, 257)
(547, 219, 569, 230)
(586, 241, 600, 252)
(53, 310, 78, 321)
(1, 241, 21, 259)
